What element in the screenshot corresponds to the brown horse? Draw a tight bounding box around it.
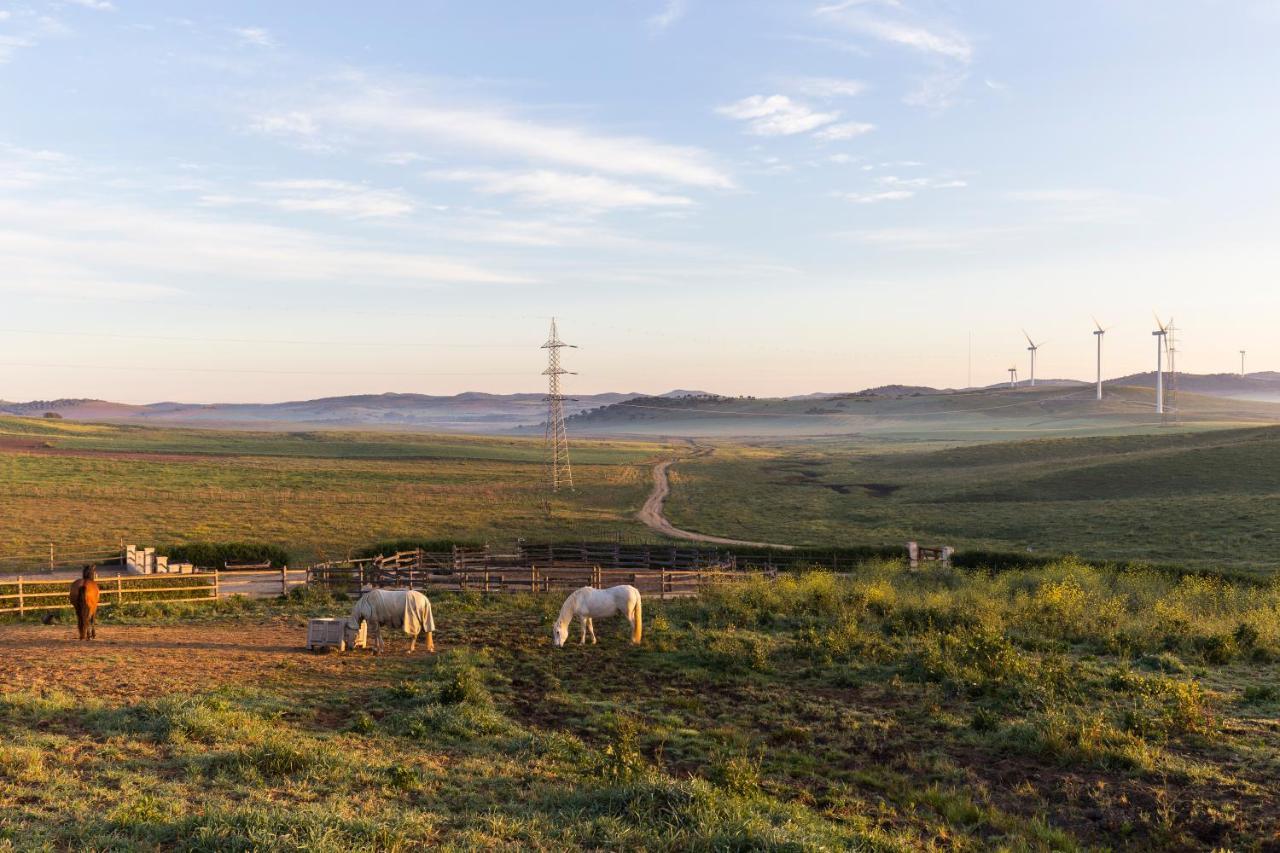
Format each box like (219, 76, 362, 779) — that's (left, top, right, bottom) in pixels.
(69, 565, 100, 641)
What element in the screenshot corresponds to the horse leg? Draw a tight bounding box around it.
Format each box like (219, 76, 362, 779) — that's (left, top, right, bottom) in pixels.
(580, 616, 587, 645)
(425, 631, 435, 653)
(409, 630, 417, 653)
(89, 611, 96, 640)
(588, 618, 597, 645)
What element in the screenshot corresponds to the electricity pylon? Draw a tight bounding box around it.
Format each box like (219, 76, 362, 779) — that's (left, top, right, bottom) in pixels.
(542, 318, 576, 493)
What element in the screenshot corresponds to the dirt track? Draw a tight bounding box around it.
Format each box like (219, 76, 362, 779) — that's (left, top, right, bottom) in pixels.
(637, 453, 792, 549)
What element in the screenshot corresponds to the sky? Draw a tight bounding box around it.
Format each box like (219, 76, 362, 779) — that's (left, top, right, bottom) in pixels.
(2, 0, 1278, 403)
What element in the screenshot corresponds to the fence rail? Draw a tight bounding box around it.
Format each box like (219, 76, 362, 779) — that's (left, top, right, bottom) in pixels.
(0, 572, 218, 615)
(308, 559, 767, 600)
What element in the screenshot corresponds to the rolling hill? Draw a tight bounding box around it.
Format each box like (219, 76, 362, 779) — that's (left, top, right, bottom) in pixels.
(557, 384, 1280, 440)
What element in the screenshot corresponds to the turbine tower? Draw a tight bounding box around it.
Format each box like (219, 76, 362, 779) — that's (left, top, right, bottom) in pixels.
(1152, 315, 1169, 415)
(1092, 317, 1108, 402)
(1240, 349, 1247, 377)
(1008, 366, 1018, 388)
(541, 318, 577, 493)
(1023, 330, 1042, 387)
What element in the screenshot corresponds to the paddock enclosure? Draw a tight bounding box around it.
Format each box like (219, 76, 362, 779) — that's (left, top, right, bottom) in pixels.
(306, 542, 772, 599)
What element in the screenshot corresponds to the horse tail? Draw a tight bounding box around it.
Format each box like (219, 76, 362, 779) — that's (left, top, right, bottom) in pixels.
(73, 581, 88, 638)
(631, 592, 643, 644)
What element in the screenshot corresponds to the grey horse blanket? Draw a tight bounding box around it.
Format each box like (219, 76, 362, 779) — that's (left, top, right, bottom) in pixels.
(350, 588, 434, 635)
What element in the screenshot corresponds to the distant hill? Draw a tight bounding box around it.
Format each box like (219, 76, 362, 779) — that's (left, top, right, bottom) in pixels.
(0, 392, 640, 432)
(2, 370, 1277, 435)
(556, 384, 1280, 440)
(1108, 372, 1280, 402)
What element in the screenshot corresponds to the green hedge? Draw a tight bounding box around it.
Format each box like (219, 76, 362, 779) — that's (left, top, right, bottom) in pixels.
(160, 542, 292, 569)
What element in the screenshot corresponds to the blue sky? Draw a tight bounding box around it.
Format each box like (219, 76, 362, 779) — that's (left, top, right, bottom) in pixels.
(2, 0, 1278, 402)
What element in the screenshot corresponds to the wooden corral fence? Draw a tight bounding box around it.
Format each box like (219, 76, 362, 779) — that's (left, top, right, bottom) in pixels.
(307, 559, 767, 600)
(0, 572, 219, 616)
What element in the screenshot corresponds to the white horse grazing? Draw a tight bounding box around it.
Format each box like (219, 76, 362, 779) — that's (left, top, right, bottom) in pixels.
(552, 585, 642, 647)
(349, 588, 436, 654)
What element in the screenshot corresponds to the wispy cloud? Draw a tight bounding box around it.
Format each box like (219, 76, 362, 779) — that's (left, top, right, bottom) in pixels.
(200, 179, 417, 219)
(841, 190, 914, 204)
(815, 1, 973, 109)
(791, 76, 868, 98)
(649, 0, 686, 30)
(233, 27, 276, 48)
(840, 225, 1026, 250)
(0, 197, 528, 292)
(66, 0, 116, 10)
(878, 174, 966, 189)
(1006, 188, 1149, 224)
(430, 168, 694, 211)
(0, 144, 74, 188)
(254, 83, 732, 190)
(0, 10, 70, 63)
(716, 94, 839, 136)
(814, 121, 875, 141)
(815, 1, 972, 62)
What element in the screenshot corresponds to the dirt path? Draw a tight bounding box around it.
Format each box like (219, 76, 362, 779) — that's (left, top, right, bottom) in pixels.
(637, 452, 793, 549)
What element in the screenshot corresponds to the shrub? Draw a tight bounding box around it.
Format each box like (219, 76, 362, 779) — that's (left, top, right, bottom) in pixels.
(161, 541, 291, 569)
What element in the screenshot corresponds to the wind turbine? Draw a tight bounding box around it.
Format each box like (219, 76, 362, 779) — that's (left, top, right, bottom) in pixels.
(1153, 314, 1169, 415)
(1023, 330, 1043, 387)
(1240, 349, 1247, 377)
(1007, 366, 1018, 388)
(1091, 317, 1109, 402)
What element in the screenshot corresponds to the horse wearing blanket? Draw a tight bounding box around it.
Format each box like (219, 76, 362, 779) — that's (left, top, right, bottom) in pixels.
(552, 585, 642, 647)
(349, 588, 435, 653)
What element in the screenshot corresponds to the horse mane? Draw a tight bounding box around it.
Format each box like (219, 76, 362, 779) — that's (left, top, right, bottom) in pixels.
(82, 564, 97, 581)
(556, 587, 585, 627)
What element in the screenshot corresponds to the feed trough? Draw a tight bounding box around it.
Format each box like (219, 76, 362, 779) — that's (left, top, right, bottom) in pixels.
(306, 617, 366, 652)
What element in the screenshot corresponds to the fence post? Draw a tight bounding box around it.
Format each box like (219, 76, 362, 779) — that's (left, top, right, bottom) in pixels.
(116, 575, 123, 605)
(17, 576, 23, 616)
(660, 568, 667, 601)
(49, 543, 54, 572)
(280, 566, 287, 597)
(214, 570, 220, 599)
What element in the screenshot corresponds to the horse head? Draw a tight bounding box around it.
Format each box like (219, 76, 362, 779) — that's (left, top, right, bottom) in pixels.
(552, 621, 566, 647)
(82, 564, 97, 581)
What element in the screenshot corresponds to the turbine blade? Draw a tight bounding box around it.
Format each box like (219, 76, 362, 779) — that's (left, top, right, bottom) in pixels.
(1153, 311, 1167, 332)
(1023, 329, 1034, 347)
(1092, 315, 1103, 332)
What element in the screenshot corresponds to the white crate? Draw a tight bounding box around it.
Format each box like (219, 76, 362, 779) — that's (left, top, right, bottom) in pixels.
(306, 618, 366, 652)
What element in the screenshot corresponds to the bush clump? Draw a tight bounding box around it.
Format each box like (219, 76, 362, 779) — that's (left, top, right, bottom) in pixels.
(161, 541, 292, 569)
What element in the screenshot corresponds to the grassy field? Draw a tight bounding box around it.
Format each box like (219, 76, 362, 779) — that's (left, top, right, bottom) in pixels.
(663, 426, 1280, 573)
(0, 416, 670, 562)
(1, 563, 1277, 850)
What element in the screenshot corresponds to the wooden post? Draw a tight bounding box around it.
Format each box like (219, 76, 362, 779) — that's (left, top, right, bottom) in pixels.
(49, 543, 55, 572)
(660, 568, 667, 601)
(115, 575, 123, 605)
(214, 570, 221, 600)
(17, 576, 23, 616)
(280, 565, 287, 596)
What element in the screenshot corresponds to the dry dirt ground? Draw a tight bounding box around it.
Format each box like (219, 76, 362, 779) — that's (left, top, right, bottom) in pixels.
(0, 620, 383, 701)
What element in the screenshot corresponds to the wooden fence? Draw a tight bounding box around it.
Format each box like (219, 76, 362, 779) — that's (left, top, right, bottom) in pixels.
(0, 573, 219, 615)
(308, 560, 767, 600)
